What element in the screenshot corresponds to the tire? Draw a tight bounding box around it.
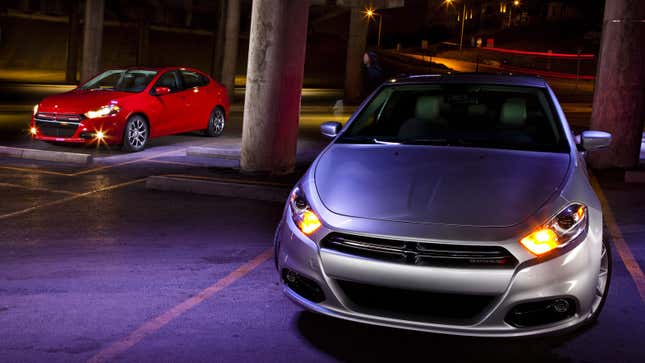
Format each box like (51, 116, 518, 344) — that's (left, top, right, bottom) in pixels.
(204, 107, 225, 137)
(585, 237, 612, 324)
(122, 115, 149, 152)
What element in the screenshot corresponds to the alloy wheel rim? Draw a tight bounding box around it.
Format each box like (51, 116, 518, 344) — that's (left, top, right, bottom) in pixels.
(128, 119, 147, 149)
(212, 109, 225, 134)
(591, 242, 609, 314)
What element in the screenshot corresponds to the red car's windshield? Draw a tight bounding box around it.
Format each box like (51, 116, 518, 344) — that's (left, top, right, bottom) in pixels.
(80, 69, 158, 93)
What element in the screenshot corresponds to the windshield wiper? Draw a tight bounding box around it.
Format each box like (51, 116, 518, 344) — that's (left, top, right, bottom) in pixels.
(399, 137, 450, 145)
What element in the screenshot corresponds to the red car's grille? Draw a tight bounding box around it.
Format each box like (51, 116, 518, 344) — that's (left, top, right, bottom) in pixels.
(35, 112, 84, 122)
(34, 112, 83, 138)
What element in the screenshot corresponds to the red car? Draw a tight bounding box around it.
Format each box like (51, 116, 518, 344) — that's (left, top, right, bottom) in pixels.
(30, 66, 230, 152)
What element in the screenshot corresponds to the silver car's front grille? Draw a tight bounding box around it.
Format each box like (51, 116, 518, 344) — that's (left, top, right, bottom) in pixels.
(336, 280, 496, 324)
(321, 233, 518, 269)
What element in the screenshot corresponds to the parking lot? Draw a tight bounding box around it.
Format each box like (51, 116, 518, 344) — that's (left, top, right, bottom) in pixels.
(1, 85, 645, 362)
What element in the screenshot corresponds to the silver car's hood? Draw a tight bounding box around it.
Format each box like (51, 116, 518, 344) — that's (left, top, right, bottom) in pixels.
(314, 144, 570, 227)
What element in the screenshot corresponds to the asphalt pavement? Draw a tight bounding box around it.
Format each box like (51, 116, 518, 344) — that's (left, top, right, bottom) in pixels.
(0, 84, 644, 362)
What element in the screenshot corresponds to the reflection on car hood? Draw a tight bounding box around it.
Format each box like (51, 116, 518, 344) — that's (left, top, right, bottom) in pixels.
(314, 144, 570, 227)
(38, 89, 132, 114)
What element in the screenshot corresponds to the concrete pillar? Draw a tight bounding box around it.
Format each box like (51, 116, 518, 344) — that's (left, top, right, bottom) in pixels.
(65, 0, 81, 83)
(220, 0, 241, 100)
(344, 6, 368, 103)
(240, 0, 310, 174)
(590, 0, 645, 169)
(210, 0, 227, 79)
(80, 0, 104, 82)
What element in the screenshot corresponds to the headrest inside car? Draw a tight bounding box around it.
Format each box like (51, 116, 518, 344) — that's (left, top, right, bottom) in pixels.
(500, 98, 527, 126)
(415, 96, 441, 121)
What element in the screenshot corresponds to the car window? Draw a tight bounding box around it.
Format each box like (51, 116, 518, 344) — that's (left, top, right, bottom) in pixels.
(339, 84, 569, 153)
(80, 69, 157, 93)
(154, 71, 181, 92)
(180, 71, 207, 88)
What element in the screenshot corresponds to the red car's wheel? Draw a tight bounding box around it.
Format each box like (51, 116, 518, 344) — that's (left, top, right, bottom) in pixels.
(122, 115, 149, 152)
(204, 107, 225, 137)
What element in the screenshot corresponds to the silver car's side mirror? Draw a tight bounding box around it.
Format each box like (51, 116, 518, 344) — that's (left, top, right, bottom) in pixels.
(578, 130, 612, 151)
(321, 121, 342, 138)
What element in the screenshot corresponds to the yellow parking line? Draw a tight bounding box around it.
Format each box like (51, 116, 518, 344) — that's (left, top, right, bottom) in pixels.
(162, 173, 292, 188)
(0, 181, 79, 195)
(86, 248, 273, 363)
(0, 178, 145, 221)
(590, 174, 645, 303)
(0, 165, 73, 176)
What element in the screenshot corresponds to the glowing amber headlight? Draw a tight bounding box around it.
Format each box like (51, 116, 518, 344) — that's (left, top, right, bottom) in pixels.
(30, 127, 38, 135)
(520, 203, 588, 256)
(520, 228, 559, 255)
(290, 186, 322, 235)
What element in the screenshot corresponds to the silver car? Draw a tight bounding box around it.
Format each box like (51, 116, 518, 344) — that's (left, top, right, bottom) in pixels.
(274, 74, 612, 337)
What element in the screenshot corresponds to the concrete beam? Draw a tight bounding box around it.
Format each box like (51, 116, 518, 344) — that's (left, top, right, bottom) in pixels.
(240, 0, 310, 174)
(80, 0, 104, 82)
(589, 0, 645, 169)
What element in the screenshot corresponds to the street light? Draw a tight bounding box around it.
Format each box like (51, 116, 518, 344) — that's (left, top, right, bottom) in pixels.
(445, 0, 467, 52)
(509, 1, 520, 28)
(364, 7, 383, 48)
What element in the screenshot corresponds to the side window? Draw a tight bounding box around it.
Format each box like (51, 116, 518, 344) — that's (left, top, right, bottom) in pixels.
(180, 71, 205, 89)
(154, 71, 180, 92)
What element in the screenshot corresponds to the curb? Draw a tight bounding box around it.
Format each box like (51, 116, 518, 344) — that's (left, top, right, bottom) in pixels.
(186, 146, 240, 160)
(0, 146, 93, 165)
(145, 175, 290, 203)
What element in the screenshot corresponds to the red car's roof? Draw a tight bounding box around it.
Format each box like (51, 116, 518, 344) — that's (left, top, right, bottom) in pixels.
(109, 66, 208, 74)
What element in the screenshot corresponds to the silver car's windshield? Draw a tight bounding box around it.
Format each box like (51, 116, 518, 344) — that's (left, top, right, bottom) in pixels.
(339, 84, 569, 153)
(80, 69, 158, 93)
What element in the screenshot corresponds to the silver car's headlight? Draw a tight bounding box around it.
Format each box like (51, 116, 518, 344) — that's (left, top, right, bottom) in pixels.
(289, 186, 322, 235)
(85, 104, 120, 119)
(520, 203, 588, 256)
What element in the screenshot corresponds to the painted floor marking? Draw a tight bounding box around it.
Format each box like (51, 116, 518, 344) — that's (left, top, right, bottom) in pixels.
(86, 248, 273, 363)
(590, 174, 645, 303)
(0, 178, 145, 221)
(162, 174, 292, 188)
(0, 181, 79, 195)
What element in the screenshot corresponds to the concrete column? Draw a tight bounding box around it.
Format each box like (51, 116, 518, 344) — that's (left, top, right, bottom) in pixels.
(240, 0, 310, 174)
(65, 0, 81, 83)
(220, 0, 241, 100)
(210, 0, 227, 79)
(80, 0, 104, 82)
(344, 6, 368, 103)
(590, 0, 645, 169)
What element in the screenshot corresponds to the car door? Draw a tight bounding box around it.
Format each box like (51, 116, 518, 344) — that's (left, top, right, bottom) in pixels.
(150, 70, 186, 136)
(179, 70, 213, 131)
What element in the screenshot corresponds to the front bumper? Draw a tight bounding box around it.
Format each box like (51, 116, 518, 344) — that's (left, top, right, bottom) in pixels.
(31, 113, 124, 145)
(275, 212, 602, 337)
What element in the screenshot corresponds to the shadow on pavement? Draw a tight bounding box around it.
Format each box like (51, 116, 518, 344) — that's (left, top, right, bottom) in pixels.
(296, 311, 583, 363)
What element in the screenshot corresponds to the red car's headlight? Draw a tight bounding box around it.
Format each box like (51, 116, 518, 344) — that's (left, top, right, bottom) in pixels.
(85, 104, 120, 119)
